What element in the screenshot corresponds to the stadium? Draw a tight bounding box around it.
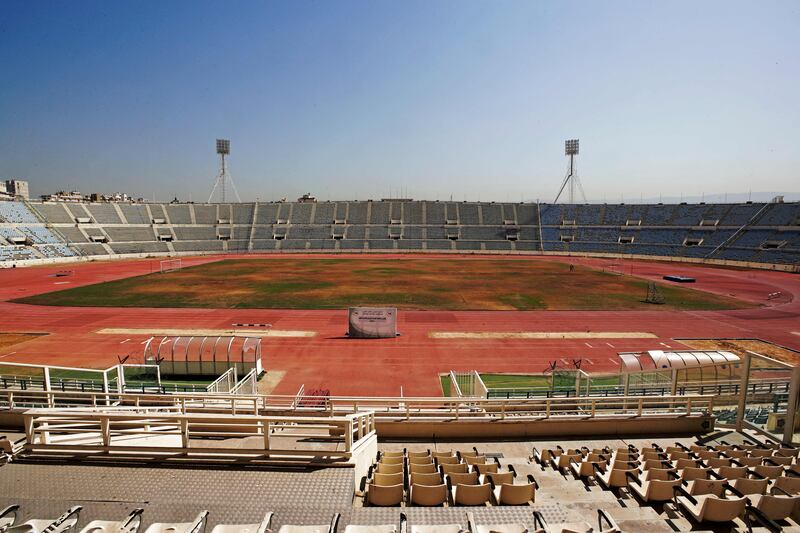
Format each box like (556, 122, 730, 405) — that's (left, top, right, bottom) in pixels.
(1, 189, 800, 533)
(2, 1, 800, 530)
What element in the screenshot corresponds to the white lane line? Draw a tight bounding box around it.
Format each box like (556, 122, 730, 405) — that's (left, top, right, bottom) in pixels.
(585, 358, 595, 364)
(140, 336, 154, 345)
(585, 342, 594, 348)
(119, 338, 131, 344)
(660, 342, 672, 348)
(792, 332, 800, 337)
(560, 358, 569, 365)
(606, 342, 615, 348)
(0, 351, 16, 359)
(608, 358, 618, 365)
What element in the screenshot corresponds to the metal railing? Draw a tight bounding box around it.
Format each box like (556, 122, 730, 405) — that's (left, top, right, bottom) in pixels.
(22, 409, 376, 460)
(2, 389, 715, 421)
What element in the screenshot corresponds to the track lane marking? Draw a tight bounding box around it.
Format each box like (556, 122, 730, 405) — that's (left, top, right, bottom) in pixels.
(429, 332, 656, 340)
(99, 328, 315, 338)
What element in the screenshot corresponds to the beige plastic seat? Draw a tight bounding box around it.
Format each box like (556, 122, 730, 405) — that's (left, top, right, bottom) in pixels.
(380, 456, 405, 465)
(724, 449, 748, 459)
(0, 506, 20, 532)
(773, 476, 800, 494)
(471, 463, 498, 475)
(689, 445, 708, 453)
(751, 492, 800, 521)
(696, 450, 720, 460)
(408, 525, 462, 533)
(641, 467, 676, 481)
(750, 449, 774, 458)
(407, 450, 431, 459)
(408, 463, 436, 474)
(410, 483, 448, 506)
(431, 451, 454, 459)
(440, 463, 469, 475)
(209, 512, 273, 533)
(373, 472, 404, 486)
(463, 455, 486, 465)
(629, 476, 681, 503)
(731, 477, 770, 496)
(80, 509, 145, 533)
(766, 455, 793, 466)
(736, 456, 763, 467)
(344, 526, 396, 533)
(7, 506, 83, 533)
(143, 512, 208, 533)
(278, 514, 340, 533)
(704, 457, 731, 468)
(715, 466, 748, 480)
(680, 467, 710, 482)
(776, 447, 800, 458)
(366, 483, 405, 506)
(571, 458, 606, 478)
(434, 456, 460, 466)
(664, 446, 684, 454)
(754, 465, 784, 480)
(676, 494, 747, 524)
(452, 483, 492, 506)
(668, 451, 691, 461)
(458, 449, 480, 458)
(376, 463, 404, 475)
(551, 453, 582, 473)
(492, 476, 537, 506)
(446, 472, 479, 486)
(531, 447, 561, 465)
(596, 467, 637, 489)
(411, 472, 443, 486)
(686, 478, 727, 497)
(408, 457, 433, 466)
(381, 451, 405, 458)
(482, 471, 513, 486)
(674, 458, 702, 470)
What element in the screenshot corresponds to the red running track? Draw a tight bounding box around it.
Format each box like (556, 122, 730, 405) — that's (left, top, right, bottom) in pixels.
(0, 254, 798, 396)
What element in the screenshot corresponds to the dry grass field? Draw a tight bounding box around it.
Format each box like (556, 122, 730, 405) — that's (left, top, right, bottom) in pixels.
(15, 257, 752, 311)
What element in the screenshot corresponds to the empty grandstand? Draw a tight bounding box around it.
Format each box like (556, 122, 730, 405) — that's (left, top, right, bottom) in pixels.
(0, 199, 798, 268)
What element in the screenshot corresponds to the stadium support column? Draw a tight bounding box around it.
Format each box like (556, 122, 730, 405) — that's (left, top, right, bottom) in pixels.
(553, 139, 587, 204)
(784, 367, 800, 443)
(735, 354, 752, 431)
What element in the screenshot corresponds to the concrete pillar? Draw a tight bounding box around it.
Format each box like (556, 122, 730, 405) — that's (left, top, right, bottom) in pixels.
(783, 367, 800, 444)
(736, 353, 752, 431)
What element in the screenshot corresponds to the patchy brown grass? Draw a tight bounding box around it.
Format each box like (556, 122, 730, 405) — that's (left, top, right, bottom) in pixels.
(15, 257, 754, 311)
(0, 332, 47, 351)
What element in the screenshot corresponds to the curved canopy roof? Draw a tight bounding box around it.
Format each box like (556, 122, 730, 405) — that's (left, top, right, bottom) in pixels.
(618, 350, 739, 373)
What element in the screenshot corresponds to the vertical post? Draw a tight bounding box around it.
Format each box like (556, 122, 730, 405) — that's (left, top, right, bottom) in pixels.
(181, 418, 190, 449)
(783, 367, 800, 444)
(102, 372, 110, 406)
(43, 367, 51, 393)
(101, 416, 110, 447)
(262, 420, 270, 451)
(736, 353, 752, 431)
(671, 370, 678, 396)
(345, 419, 354, 452)
(24, 414, 34, 443)
(116, 364, 125, 394)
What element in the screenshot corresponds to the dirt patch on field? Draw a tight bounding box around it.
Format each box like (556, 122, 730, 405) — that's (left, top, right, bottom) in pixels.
(13, 257, 753, 312)
(679, 338, 800, 366)
(0, 332, 47, 351)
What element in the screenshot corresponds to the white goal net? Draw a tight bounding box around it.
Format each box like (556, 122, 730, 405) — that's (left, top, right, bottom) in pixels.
(159, 258, 182, 273)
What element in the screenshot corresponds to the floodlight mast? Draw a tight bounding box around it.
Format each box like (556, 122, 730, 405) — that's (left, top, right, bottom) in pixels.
(553, 139, 587, 204)
(208, 138, 241, 203)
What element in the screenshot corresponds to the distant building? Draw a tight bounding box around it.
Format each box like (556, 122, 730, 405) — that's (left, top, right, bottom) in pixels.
(297, 193, 317, 203)
(3, 179, 29, 200)
(0, 181, 10, 200)
(41, 190, 84, 202)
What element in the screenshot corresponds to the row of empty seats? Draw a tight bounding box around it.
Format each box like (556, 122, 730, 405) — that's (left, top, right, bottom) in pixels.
(531, 439, 800, 530)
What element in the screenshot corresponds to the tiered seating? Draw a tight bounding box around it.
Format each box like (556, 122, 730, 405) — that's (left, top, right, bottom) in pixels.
(360, 448, 536, 507)
(0, 202, 39, 224)
(531, 439, 800, 531)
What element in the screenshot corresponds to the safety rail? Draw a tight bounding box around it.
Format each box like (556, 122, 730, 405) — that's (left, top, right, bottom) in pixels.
(22, 409, 376, 461)
(2, 389, 715, 420)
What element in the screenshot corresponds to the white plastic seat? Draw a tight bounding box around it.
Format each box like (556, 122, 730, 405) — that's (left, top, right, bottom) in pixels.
(7, 506, 82, 533)
(210, 512, 272, 533)
(465, 512, 526, 533)
(143, 511, 208, 533)
(80, 509, 144, 533)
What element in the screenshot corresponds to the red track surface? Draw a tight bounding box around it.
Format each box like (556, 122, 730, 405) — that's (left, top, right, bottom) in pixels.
(0, 254, 798, 396)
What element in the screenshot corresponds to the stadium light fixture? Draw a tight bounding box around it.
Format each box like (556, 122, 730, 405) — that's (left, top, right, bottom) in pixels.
(565, 139, 579, 155)
(216, 139, 231, 155)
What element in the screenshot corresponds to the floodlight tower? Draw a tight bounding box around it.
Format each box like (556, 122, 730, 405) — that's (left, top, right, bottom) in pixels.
(208, 138, 241, 203)
(553, 139, 587, 204)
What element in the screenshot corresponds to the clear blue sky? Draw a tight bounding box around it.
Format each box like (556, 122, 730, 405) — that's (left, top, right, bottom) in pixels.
(1, 1, 798, 202)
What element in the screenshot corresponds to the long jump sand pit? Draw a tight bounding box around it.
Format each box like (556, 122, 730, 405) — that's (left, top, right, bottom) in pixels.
(430, 331, 658, 340)
(96, 328, 316, 337)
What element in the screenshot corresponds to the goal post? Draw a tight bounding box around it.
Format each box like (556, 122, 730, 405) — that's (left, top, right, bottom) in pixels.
(159, 258, 182, 274)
